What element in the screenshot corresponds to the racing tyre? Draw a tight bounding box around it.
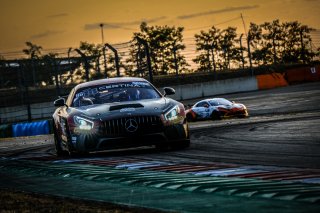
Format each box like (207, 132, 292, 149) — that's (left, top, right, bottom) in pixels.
(53, 128, 68, 156)
(211, 111, 222, 120)
(186, 113, 195, 122)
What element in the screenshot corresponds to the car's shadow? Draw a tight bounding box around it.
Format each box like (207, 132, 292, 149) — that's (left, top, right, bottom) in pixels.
(51, 145, 190, 160)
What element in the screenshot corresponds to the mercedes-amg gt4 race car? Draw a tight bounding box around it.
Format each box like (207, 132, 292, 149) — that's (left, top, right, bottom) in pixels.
(186, 98, 248, 121)
(53, 77, 190, 156)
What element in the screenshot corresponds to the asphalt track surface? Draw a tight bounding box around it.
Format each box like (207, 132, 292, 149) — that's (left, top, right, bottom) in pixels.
(0, 82, 320, 212)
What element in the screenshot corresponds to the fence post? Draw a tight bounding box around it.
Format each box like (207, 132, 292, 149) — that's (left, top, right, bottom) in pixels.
(0, 60, 4, 88)
(105, 43, 120, 77)
(240, 34, 245, 69)
(31, 58, 36, 87)
(75, 49, 90, 81)
(136, 37, 153, 83)
(17, 61, 24, 106)
(20, 63, 32, 122)
(67, 48, 74, 84)
(102, 45, 108, 78)
(247, 35, 253, 76)
(53, 58, 60, 96)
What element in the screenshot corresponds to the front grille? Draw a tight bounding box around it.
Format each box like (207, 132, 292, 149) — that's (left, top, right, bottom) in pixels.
(103, 115, 163, 137)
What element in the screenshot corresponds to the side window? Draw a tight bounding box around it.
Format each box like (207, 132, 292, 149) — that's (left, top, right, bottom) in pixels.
(209, 100, 218, 106)
(196, 101, 209, 108)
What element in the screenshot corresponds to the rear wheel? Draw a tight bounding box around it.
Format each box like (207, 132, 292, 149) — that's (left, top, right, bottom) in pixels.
(186, 113, 195, 122)
(211, 111, 222, 120)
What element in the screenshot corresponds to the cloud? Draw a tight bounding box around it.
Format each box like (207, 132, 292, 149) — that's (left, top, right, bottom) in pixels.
(47, 13, 68, 19)
(177, 5, 260, 20)
(30, 30, 65, 39)
(84, 16, 167, 30)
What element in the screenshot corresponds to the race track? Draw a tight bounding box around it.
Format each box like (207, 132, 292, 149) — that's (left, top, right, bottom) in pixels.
(1, 82, 320, 212)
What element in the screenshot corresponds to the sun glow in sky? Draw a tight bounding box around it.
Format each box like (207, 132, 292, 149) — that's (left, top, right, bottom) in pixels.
(1, 0, 319, 52)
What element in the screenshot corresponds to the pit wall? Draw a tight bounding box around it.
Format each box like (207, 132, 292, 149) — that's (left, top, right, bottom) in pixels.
(1, 65, 319, 138)
(256, 73, 288, 90)
(169, 76, 258, 100)
(285, 65, 320, 83)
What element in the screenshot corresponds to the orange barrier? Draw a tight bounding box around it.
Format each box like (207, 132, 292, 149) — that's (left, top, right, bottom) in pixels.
(285, 66, 320, 84)
(256, 73, 289, 90)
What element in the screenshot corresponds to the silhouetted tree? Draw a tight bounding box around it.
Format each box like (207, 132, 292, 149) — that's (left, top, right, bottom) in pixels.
(125, 40, 148, 77)
(248, 20, 315, 66)
(194, 26, 221, 72)
(128, 22, 188, 76)
(194, 26, 242, 72)
(248, 23, 270, 65)
(40, 53, 59, 85)
(22, 42, 43, 86)
(261, 20, 283, 64)
(78, 41, 103, 80)
(281, 21, 315, 64)
(23, 42, 42, 59)
(219, 27, 241, 69)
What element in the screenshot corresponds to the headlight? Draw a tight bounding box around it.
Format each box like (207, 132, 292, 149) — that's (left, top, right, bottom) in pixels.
(74, 116, 94, 130)
(164, 105, 180, 121)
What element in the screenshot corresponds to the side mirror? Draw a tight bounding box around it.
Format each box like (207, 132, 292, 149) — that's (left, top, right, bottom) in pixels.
(163, 87, 175, 96)
(54, 98, 66, 107)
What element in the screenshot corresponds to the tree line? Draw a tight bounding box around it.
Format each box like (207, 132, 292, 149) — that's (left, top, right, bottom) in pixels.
(1, 19, 319, 86)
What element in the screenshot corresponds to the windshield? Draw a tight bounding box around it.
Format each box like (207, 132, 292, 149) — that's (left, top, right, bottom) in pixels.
(209, 98, 232, 106)
(72, 81, 161, 107)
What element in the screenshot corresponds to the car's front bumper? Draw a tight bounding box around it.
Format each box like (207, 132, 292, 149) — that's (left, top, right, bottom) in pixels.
(69, 122, 189, 152)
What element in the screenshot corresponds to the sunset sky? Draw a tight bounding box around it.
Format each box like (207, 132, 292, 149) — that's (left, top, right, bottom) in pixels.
(1, 0, 319, 53)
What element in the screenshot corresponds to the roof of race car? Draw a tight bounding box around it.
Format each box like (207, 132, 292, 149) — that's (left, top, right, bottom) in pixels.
(73, 77, 149, 91)
(197, 98, 228, 102)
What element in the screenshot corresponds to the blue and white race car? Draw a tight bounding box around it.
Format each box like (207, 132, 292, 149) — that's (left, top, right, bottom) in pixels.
(186, 98, 248, 121)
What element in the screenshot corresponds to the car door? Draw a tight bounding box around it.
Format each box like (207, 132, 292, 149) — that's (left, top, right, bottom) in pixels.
(192, 101, 211, 119)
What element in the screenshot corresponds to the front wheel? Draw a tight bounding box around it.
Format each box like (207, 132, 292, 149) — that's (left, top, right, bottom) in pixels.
(186, 113, 195, 122)
(53, 129, 68, 156)
(237, 114, 248, 118)
(211, 111, 222, 120)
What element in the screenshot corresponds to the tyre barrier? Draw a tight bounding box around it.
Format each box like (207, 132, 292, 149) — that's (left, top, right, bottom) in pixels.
(12, 120, 50, 137)
(0, 124, 13, 138)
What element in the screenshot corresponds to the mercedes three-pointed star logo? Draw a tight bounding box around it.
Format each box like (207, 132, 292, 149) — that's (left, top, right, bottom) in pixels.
(125, 118, 138, 133)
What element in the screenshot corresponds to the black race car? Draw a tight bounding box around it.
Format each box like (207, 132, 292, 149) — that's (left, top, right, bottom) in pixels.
(52, 77, 190, 156)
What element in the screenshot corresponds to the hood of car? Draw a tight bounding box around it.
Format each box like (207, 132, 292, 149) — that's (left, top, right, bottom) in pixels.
(68, 97, 176, 120)
(218, 103, 244, 109)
